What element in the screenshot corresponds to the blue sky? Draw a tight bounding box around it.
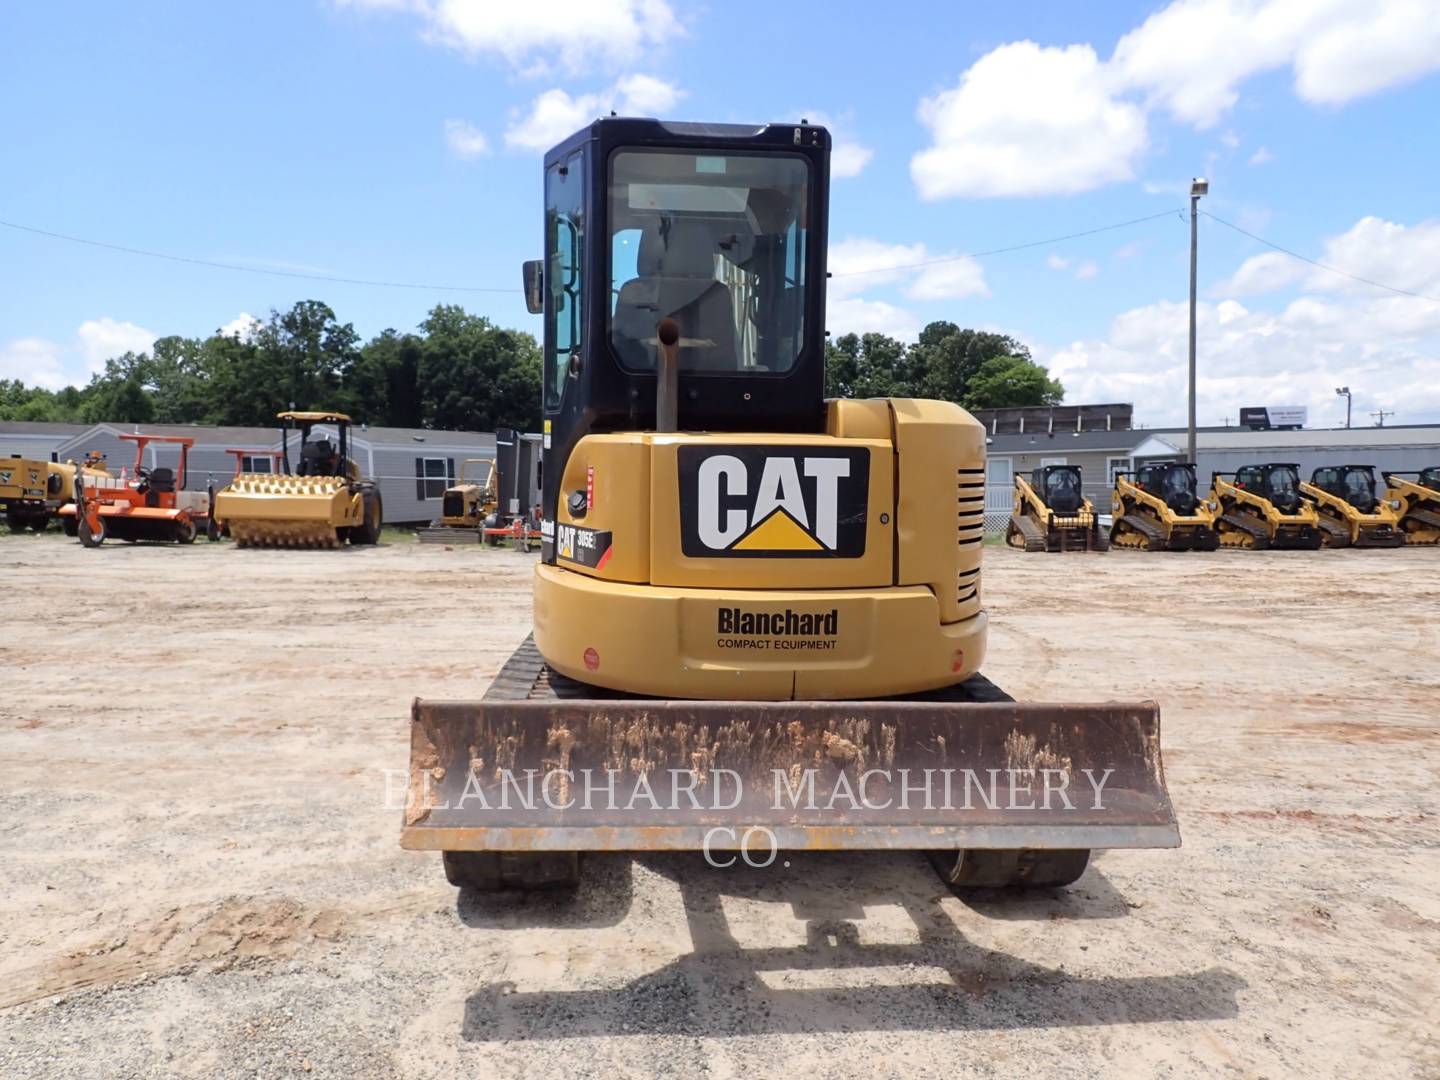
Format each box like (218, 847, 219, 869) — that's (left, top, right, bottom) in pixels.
(3, 0, 1439, 426)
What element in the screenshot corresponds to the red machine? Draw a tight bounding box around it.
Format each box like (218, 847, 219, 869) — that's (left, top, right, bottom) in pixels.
(61, 434, 211, 547)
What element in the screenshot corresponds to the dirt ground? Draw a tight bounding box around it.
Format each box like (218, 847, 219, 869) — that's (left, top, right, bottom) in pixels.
(1, 533, 1437, 1079)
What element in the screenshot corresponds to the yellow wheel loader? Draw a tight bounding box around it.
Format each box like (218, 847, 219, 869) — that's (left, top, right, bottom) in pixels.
(1110, 463, 1219, 551)
(1007, 465, 1107, 552)
(1381, 467, 1440, 545)
(401, 118, 1177, 895)
(1207, 464, 1322, 550)
(211, 411, 382, 548)
(416, 458, 497, 544)
(1299, 465, 1404, 548)
(2, 451, 113, 533)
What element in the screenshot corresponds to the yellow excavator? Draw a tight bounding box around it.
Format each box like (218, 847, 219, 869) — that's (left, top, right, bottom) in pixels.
(1110, 463, 1219, 551)
(1299, 465, 1404, 548)
(416, 458, 497, 544)
(1381, 468, 1440, 545)
(212, 411, 382, 548)
(1206, 464, 1322, 550)
(400, 118, 1177, 895)
(1007, 465, 1107, 552)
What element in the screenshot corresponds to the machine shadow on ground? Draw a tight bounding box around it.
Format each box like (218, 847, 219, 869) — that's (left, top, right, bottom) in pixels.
(457, 852, 1243, 1039)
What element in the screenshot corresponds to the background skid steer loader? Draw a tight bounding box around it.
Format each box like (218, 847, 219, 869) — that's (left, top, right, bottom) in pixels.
(1007, 465, 1108, 552)
(1110, 464, 1219, 551)
(1382, 468, 1440, 545)
(1300, 465, 1404, 548)
(1207, 464, 1322, 550)
(402, 117, 1178, 896)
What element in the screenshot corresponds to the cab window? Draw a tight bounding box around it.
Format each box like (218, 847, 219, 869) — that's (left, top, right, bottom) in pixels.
(544, 150, 584, 410)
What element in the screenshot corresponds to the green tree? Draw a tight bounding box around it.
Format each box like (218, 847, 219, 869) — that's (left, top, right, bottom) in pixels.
(347, 329, 425, 427)
(418, 305, 541, 431)
(962, 355, 1064, 409)
(824, 332, 908, 399)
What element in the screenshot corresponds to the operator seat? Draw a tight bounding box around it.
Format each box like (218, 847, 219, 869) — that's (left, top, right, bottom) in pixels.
(612, 218, 740, 372)
(299, 439, 338, 477)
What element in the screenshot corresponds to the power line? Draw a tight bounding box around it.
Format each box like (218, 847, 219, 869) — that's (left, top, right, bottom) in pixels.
(1201, 210, 1440, 304)
(828, 209, 1184, 276)
(0, 217, 519, 294)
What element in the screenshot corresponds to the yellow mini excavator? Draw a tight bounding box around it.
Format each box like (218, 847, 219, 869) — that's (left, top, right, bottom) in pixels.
(1206, 463, 1322, 550)
(402, 118, 1176, 895)
(1381, 467, 1440, 545)
(1300, 465, 1404, 548)
(1007, 465, 1108, 552)
(212, 411, 382, 548)
(1110, 463, 1219, 551)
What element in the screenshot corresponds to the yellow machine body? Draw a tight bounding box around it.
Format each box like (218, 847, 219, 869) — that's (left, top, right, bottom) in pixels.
(1382, 472, 1440, 545)
(440, 459, 497, 527)
(2, 455, 113, 531)
(1111, 471, 1220, 551)
(1006, 469, 1106, 553)
(1206, 471, 1322, 550)
(534, 398, 986, 700)
(1299, 480, 1404, 548)
(211, 410, 382, 548)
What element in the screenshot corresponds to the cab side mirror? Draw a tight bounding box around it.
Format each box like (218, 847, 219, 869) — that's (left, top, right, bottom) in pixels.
(522, 260, 543, 315)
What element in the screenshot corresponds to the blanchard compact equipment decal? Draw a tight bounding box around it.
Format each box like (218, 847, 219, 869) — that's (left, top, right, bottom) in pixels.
(556, 522, 613, 569)
(677, 445, 869, 558)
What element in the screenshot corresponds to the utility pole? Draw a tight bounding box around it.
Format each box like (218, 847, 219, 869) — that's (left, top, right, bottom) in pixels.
(1371, 409, 1394, 427)
(1335, 386, 1352, 428)
(1188, 178, 1207, 465)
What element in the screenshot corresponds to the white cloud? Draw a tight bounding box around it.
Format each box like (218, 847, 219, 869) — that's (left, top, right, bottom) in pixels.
(337, 0, 682, 75)
(76, 318, 156, 368)
(1045, 253, 1098, 280)
(913, 0, 1440, 198)
(825, 297, 922, 343)
(219, 313, 261, 341)
(443, 118, 490, 159)
(0, 337, 67, 390)
(1039, 217, 1440, 425)
(912, 42, 1147, 199)
(827, 237, 989, 302)
(1218, 216, 1440, 298)
(2, 318, 156, 390)
(505, 74, 683, 152)
(1248, 145, 1273, 165)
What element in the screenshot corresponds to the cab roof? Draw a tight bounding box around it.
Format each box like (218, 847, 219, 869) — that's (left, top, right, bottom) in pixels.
(277, 411, 351, 423)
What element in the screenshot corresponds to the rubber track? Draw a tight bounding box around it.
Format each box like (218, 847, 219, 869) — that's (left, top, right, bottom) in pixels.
(1008, 515, 1046, 552)
(1217, 511, 1271, 550)
(485, 635, 1014, 705)
(1316, 516, 1352, 548)
(417, 526, 478, 544)
(1115, 513, 1165, 551)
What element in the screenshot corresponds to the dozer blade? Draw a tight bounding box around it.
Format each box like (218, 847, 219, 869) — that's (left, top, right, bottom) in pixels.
(401, 699, 1179, 853)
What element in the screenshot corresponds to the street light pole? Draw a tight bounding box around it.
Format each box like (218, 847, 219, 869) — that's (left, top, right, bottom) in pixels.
(1335, 386, 1352, 428)
(1188, 178, 1207, 466)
